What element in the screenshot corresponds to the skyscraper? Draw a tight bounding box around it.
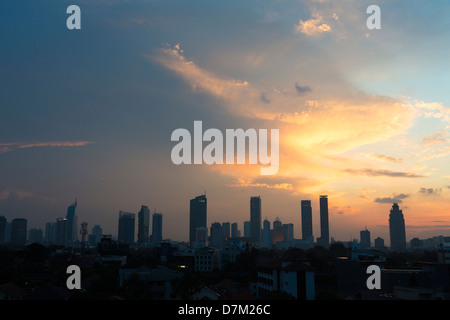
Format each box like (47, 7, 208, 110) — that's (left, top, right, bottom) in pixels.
(262, 219, 271, 249)
(11, 218, 27, 247)
(231, 222, 240, 238)
(301, 200, 313, 241)
(55, 218, 67, 246)
(91, 225, 103, 245)
(318, 195, 329, 247)
(360, 227, 371, 249)
(137, 205, 150, 245)
(389, 203, 406, 251)
(250, 196, 261, 245)
(210, 222, 223, 248)
(66, 199, 78, 245)
(189, 194, 207, 246)
(152, 212, 163, 244)
(118, 211, 135, 245)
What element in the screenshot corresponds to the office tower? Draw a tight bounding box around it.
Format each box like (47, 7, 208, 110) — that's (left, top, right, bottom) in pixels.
(244, 221, 251, 238)
(210, 222, 223, 248)
(91, 225, 103, 244)
(55, 218, 67, 246)
(231, 222, 240, 238)
(301, 200, 313, 241)
(118, 211, 135, 245)
(66, 199, 78, 245)
(360, 227, 371, 249)
(250, 196, 262, 245)
(283, 223, 294, 242)
(28, 228, 43, 244)
(11, 218, 27, 247)
(137, 205, 150, 245)
(152, 212, 163, 244)
(0, 216, 6, 244)
(374, 237, 385, 249)
(222, 222, 231, 240)
(262, 219, 271, 248)
(272, 217, 283, 245)
(189, 194, 207, 246)
(318, 195, 329, 247)
(195, 227, 208, 247)
(389, 203, 406, 251)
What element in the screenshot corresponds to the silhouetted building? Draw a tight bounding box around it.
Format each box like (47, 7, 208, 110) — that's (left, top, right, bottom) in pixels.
(118, 211, 135, 245)
(389, 203, 406, 251)
(262, 219, 271, 249)
(360, 227, 371, 249)
(189, 195, 207, 246)
(222, 222, 230, 240)
(374, 237, 385, 249)
(250, 196, 261, 245)
(137, 205, 150, 245)
(231, 222, 240, 238)
(152, 212, 163, 244)
(244, 221, 251, 238)
(301, 200, 313, 241)
(210, 222, 223, 249)
(0, 216, 6, 244)
(90, 225, 102, 245)
(317, 195, 329, 247)
(11, 218, 27, 247)
(55, 218, 67, 246)
(66, 199, 78, 246)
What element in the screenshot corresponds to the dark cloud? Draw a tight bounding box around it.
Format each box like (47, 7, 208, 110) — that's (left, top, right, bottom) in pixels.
(294, 82, 311, 95)
(418, 187, 442, 196)
(374, 193, 409, 204)
(345, 168, 424, 178)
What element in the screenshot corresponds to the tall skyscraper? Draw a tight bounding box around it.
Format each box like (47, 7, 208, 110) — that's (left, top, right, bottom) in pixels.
(389, 203, 406, 251)
(318, 195, 329, 247)
(301, 200, 313, 241)
(118, 211, 135, 245)
(189, 194, 207, 246)
(262, 219, 271, 249)
(210, 222, 223, 248)
(66, 199, 78, 245)
(231, 222, 240, 238)
(11, 218, 27, 247)
(137, 205, 150, 245)
(250, 196, 261, 245)
(55, 218, 67, 246)
(152, 212, 163, 244)
(360, 227, 371, 249)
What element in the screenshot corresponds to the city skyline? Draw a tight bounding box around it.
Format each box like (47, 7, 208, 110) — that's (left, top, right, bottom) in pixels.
(0, 192, 445, 249)
(2, 1, 450, 249)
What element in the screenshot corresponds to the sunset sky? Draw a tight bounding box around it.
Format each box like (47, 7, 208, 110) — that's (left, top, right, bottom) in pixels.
(1, 0, 450, 245)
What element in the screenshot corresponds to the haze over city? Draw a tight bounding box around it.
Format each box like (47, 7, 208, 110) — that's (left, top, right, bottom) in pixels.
(2, 0, 450, 246)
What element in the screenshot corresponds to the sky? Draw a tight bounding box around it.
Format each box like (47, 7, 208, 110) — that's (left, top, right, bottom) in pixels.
(1, 0, 450, 245)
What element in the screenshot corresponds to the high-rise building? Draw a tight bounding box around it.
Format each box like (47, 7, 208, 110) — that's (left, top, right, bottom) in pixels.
(360, 227, 371, 249)
(262, 219, 271, 249)
(118, 211, 135, 245)
(195, 227, 208, 247)
(55, 218, 67, 246)
(283, 223, 294, 242)
(66, 199, 78, 245)
(389, 203, 406, 251)
(244, 221, 251, 238)
(374, 237, 385, 249)
(152, 212, 163, 244)
(222, 222, 230, 240)
(210, 222, 223, 248)
(250, 196, 261, 245)
(0, 216, 6, 244)
(137, 205, 150, 245)
(318, 195, 329, 247)
(301, 200, 313, 241)
(189, 195, 207, 246)
(231, 222, 240, 238)
(11, 218, 27, 247)
(91, 225, 103, 245)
